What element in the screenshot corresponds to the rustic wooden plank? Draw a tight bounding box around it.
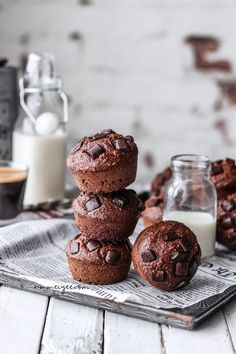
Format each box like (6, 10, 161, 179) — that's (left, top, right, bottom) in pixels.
(223, 300, 236, 352)
(40, 298, 104, 354)
(0, 286, 48, 354)
(161, 310, 234, 354)
(104, 312, 163, 354)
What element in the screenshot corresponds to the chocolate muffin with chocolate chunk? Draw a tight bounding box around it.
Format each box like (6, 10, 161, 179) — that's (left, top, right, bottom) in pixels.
(217, 193, 236, 250)
(73, 189, 143, 241)
(211, 158, 236, 199)
(66, 234, 132, 284)
(132, 221, 201, 291)
(151, 167, 172, 195)
(67, 129, 138, 193)
(141, 194, 164, 228)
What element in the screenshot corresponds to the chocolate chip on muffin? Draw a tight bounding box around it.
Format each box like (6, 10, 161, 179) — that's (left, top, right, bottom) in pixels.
(111, 138, 129, 152)
(67, 129, 138, 193)
(217, 192, 236, 250)
(111, 192, 129, 208)
(93, 129, 114, 140)
(211, 158, 236, 199)
(124, 135, 134, 142)
(70, 241, 80, 254)
(86, 240, 101, 251)
(132, 221, 201, 291)
(73, 189, 143, 241)
(105, 250, 121, 265)
(85, 144, 106, 159)
(84, 196, 101, 211)
(65, 234, 132, 285)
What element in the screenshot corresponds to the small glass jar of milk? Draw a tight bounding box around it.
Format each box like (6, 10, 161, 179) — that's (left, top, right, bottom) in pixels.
(163, 154, 217, 258)
(13, 53, 68, 205)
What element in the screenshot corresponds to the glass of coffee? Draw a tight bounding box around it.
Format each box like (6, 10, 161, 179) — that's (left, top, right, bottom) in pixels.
(0, 160, 28, 220)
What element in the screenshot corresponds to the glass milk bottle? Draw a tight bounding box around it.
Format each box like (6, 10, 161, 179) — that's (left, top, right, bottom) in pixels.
(13, 53, 68, 205)
(163, 154, 217, 258)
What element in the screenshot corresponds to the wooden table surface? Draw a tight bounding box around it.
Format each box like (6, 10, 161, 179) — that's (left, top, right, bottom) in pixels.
(0, 286, 235, 354)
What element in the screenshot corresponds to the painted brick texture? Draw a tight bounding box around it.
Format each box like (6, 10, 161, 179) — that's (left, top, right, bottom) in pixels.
(0, 0, 236, 184)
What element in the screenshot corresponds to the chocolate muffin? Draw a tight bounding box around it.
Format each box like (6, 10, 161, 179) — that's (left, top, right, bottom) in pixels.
(66, 234, 132, 284)
(151, 167, 172, 195)
(217, 193, 236, 250)
(132, 221, 201, 291)
(141, 194, 164, 228)
(211, 158, 236, 199)
(67, 129, 138, 193)
(73, 189, 143, 241)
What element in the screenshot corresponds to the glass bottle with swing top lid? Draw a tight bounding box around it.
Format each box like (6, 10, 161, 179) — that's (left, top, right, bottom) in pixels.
(163, 154, 217, 258)
(13, 53, 68, 205)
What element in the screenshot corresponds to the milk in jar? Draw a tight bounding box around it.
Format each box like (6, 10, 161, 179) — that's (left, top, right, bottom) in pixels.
(163, 211, 216, 258)
(13, 53, 68, 205)
(13, 128, 67, 205)
(163, 154, 217, 258)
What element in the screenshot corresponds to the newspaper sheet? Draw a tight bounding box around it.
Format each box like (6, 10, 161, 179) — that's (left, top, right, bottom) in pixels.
(0, 217, 235, 311)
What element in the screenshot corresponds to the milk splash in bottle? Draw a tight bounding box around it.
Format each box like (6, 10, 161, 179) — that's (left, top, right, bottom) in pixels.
(13, 53, 68, 205)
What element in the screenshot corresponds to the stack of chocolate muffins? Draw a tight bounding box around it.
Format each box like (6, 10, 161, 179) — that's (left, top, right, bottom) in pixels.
(66, 129, 143, 284)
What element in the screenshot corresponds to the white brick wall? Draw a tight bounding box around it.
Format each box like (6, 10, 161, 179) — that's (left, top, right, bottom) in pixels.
(1, 0, 236, 184)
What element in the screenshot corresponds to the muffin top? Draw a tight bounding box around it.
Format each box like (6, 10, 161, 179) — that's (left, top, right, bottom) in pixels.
(133, 221, 201, 269)
(67, 129, 138, 173)
(211, 158, 236, 194)
(66, 234, 132, 266)
(73, 189, 144, 222)
(132, 220, 201, 291)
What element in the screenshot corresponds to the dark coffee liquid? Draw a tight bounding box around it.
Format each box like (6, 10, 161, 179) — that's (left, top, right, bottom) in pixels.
(0, 167, 27, 219)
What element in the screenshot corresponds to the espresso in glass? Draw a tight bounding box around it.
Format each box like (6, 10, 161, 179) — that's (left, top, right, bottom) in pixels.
(0, 161, 28, 220)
